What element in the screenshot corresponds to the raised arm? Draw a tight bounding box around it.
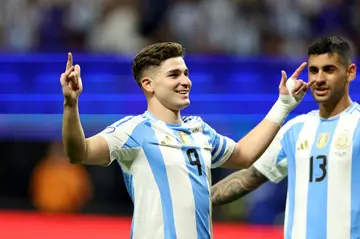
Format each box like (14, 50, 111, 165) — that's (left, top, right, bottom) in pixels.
(211, 166, 268, 206)
(61, 53, 110, 166)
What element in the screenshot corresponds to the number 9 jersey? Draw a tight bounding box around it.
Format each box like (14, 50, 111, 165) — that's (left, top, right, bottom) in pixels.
(98, 111, 235, 239)
(254, 102, 360, 239)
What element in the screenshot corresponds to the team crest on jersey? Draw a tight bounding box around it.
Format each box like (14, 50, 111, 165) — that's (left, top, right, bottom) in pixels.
(334, 132, 350, 150)
(316, 133, 330, 148)
(179, 131, 191, 145)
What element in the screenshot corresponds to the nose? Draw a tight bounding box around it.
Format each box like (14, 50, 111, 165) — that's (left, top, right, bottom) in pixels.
(314, 71, 326, 84)
(180, 75, 191, 88)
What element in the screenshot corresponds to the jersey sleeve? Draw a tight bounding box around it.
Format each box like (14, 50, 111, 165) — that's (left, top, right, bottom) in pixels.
(253, 128, 288, 183)
(202, 122, 236, 168)
(97, 116, 144, 167)
(252, 115, 306, 183)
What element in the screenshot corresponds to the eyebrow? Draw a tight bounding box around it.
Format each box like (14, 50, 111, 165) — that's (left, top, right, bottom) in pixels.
(308, 64, 338, 69)
(167, 68, 189, 74)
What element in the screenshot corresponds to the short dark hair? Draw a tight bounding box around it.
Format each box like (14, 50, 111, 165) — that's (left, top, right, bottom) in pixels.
(132, 42, 185, 86)
(308, 36, 352, 65)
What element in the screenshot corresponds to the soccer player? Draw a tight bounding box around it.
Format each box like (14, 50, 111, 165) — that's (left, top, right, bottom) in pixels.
(60, 42, 311, 239)
(211, 36, 358, 239)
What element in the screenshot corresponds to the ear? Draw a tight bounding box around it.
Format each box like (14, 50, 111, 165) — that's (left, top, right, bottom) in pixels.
(347, 63, 356, 83)
(141, 77, 154, 93)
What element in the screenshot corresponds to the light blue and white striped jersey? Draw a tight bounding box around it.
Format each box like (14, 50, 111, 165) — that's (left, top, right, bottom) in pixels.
(254, 102, 360, 239)
(99, 111, 235, 239)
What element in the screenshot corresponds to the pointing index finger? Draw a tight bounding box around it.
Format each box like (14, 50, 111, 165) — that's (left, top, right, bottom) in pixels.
(290, 62, 307, 79)
(66, 52, 73, 71)
(307, 79, 315, 88)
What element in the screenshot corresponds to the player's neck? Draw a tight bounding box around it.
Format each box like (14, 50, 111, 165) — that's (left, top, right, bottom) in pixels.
(147, 104, 181, 125)
(318, 95, 353, 119)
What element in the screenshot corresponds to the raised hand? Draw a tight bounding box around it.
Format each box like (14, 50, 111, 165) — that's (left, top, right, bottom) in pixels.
(279, 62, 315, 97)
(265, 62, 314, 125)
(60, 53, 83, 103)
(277, 62, 315, 111)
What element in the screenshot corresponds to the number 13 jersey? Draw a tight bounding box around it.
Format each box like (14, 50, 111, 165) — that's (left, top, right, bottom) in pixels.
(99, 111, 235, 239)
(254, 102, 360, 239)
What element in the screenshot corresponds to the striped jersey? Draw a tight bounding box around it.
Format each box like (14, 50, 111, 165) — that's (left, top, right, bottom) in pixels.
(254, 102, 360, 239)
(99, 111, 235, 239)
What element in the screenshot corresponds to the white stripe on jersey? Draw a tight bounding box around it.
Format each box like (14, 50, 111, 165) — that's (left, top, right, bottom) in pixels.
(291, 115, 320, 239)
(326, 111, 359, 239)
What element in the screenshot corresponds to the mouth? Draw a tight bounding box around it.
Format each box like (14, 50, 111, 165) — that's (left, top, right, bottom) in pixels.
(175, 90, 189, 96)
(314, 88, 329, 96)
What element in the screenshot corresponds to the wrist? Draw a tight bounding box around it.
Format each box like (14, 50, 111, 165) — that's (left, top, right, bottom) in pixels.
(64, 98, 78, 108)
(265, 98, 291, 126)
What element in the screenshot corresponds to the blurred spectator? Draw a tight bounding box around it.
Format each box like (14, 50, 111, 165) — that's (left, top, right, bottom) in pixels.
(86, 0, 149, 53)
(0, 0, 358, 55)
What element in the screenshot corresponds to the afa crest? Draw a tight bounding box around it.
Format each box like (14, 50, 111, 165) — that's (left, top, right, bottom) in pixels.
(334, 133, 350, 150)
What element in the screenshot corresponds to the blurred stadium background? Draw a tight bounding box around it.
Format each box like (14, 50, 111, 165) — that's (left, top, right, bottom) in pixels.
(0, 0, 359, 238)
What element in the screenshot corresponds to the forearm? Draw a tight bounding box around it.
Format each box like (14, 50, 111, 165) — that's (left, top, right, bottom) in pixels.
(62, 101, 87, 164)
(235, 95, 292, 166)
(236, 119, 280, 165)
(211, 166, 268, 206)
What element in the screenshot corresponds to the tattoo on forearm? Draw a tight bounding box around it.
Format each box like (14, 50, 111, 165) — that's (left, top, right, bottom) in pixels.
(211, 166, 268, 206)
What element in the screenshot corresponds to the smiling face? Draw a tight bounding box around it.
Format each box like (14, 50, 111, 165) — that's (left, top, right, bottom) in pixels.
(146, 56, 192, 111)
(131, 42, 192, 112)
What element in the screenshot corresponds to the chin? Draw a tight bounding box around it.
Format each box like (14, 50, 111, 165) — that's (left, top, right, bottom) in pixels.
(314, 95, 332, 104)
(175, 100, 190, 110)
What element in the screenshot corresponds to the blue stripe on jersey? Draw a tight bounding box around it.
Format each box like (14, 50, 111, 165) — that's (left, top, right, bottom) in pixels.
(275, 147, 287, 164)
(131, 120, 177, 238)
(351, 119, 360, 238)
(183, 130, 211, 239)
(121, 173, 134, 201)
(202, 124, 215, 149)
(282, 122, 305, 239)
(212, 135, 227, 164)
(201, 123, 222, 166)
(121, 130, 138, 202)
(306, 118, 339, 239)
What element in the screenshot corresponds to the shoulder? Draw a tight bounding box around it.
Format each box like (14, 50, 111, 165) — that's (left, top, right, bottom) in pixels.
(346, 102, 360, 119)
(280, 110, 317, 135)
(104, 114, 149, 133)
